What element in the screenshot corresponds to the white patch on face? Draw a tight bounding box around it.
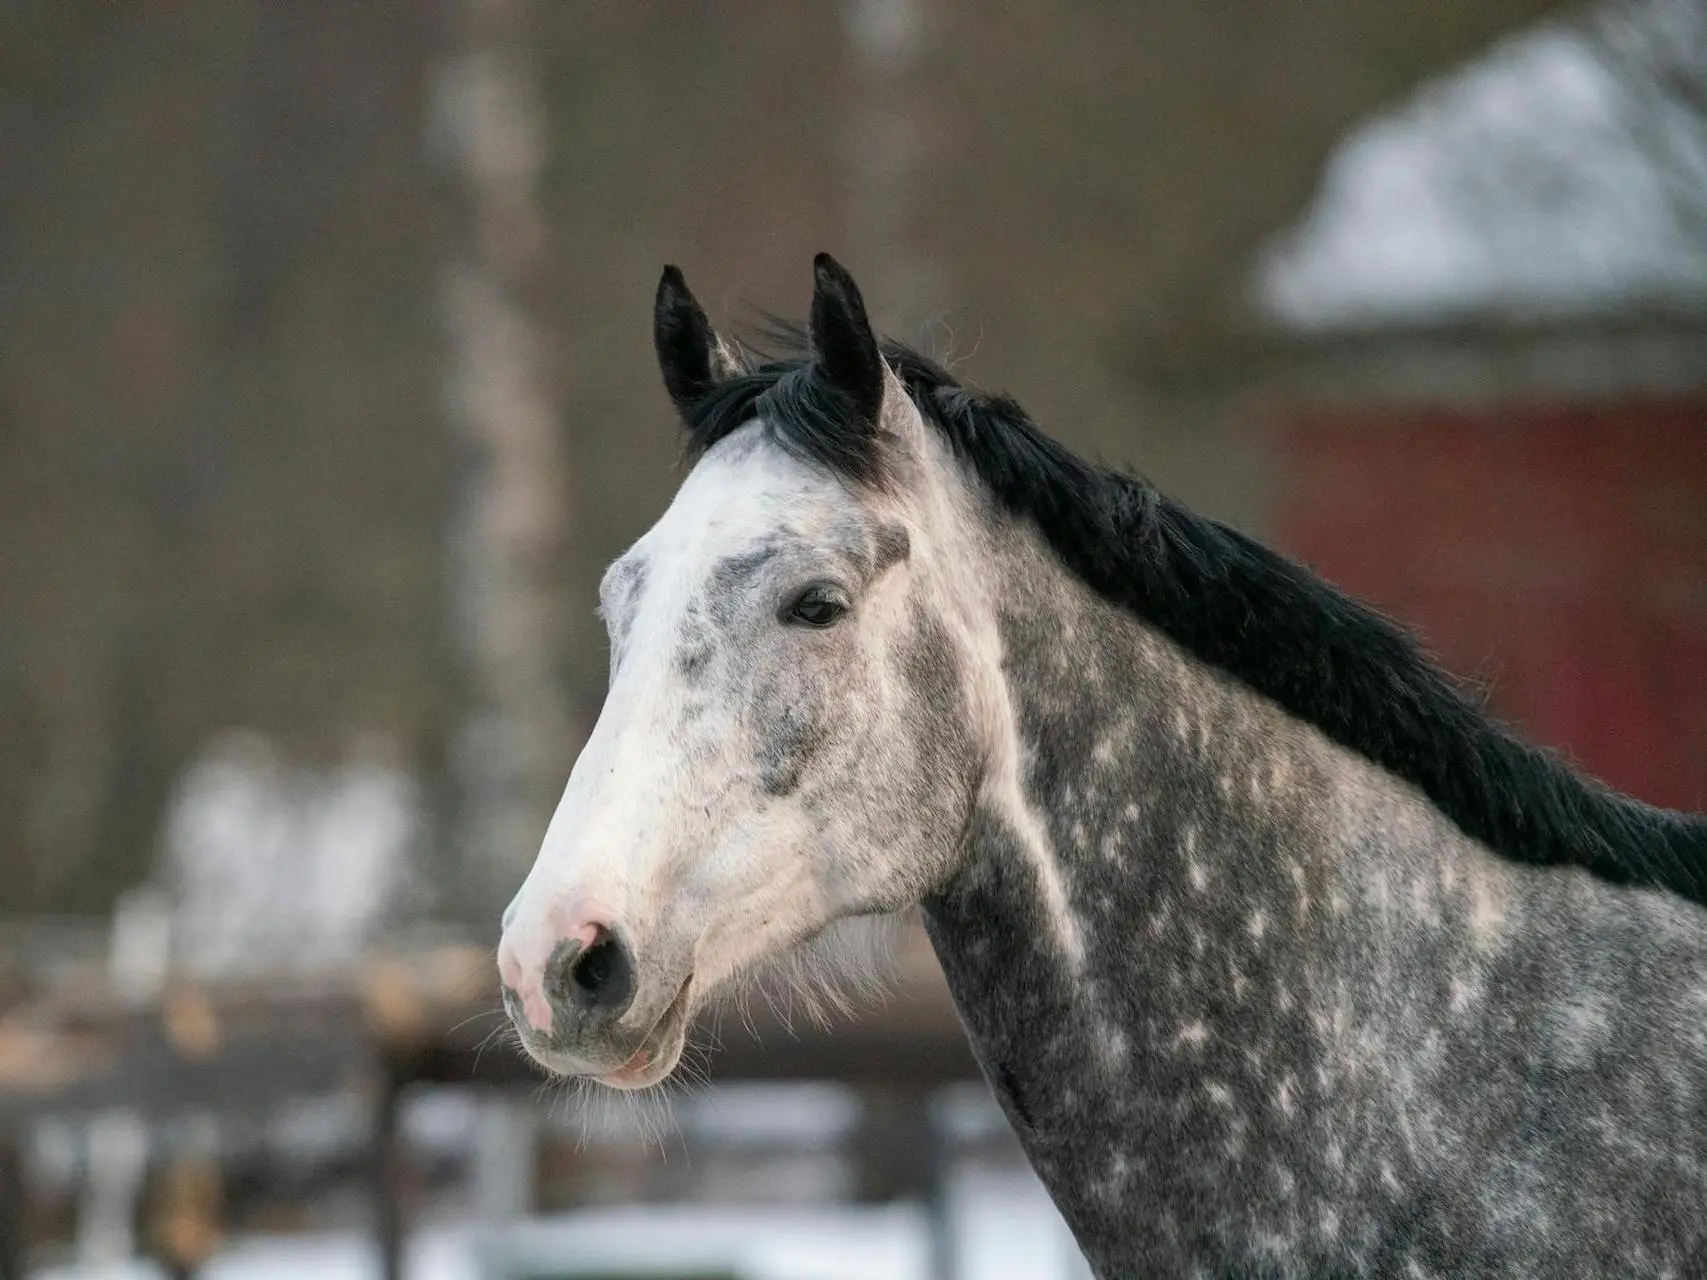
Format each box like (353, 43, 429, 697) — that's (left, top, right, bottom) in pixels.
(501, 418, 966, 1080)
(509, 432, 834, 955)
(1176, 1020, 1210, 1049)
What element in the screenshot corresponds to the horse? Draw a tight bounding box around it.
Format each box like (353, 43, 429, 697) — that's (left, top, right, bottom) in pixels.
(496, 254, 1707, 1278)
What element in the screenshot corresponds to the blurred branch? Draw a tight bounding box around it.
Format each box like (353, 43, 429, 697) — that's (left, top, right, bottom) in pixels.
(431, 0, 574, 918)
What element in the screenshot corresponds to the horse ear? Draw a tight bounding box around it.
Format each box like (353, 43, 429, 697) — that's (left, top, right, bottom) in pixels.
(808, 253, 884, 427)
(654, 265, 733, 419)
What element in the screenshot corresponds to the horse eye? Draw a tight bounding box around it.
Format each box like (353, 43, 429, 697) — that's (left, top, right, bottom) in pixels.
(786, 586, 848, 628)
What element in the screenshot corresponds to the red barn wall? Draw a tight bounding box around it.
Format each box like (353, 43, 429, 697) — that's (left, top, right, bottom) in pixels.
(1275, 397, 1707, 813)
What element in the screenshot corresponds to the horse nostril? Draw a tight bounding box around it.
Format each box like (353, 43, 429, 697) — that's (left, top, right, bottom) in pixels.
(572, 935, 615, 993)
(546, 925, 636, 1020)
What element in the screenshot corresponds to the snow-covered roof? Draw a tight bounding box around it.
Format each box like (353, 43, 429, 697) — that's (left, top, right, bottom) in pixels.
(1258, 2, 1707, 330)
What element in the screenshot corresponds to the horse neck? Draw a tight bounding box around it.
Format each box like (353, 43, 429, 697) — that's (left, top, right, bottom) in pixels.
(920, 525, 1410, 1266)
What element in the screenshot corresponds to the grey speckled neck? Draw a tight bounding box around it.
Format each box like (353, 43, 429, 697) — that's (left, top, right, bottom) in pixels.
(922, 529, 1707, 1279)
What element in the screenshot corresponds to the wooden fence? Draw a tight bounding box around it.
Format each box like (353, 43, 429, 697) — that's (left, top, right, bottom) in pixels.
(0, 926, 981, 1280)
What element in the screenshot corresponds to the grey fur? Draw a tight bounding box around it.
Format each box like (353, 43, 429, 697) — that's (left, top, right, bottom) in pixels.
(924, 513, 1707, 1278)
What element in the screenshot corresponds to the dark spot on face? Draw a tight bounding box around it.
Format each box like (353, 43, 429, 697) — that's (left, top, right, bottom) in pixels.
(675, 619, 714, 679)
(899, 601, 966, 729)
(874, 522, 911, 573)
(757, 700, 825, 797)
(711, 544, 782, 592)
(706, 542, 783, 625)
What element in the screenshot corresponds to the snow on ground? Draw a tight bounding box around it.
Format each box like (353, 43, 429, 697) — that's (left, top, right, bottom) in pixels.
(157, 730, 425, 978)
(31, 1171, 1092, 1280)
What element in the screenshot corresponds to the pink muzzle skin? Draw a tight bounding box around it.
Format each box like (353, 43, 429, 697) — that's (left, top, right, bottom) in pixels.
(498, 899, 608, 1036)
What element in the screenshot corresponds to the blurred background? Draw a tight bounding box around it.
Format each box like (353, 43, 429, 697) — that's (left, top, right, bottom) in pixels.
(1, 0, 1704, 1276)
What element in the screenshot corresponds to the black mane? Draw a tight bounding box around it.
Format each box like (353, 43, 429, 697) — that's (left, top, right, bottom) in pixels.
(684, 334, 1707, 905)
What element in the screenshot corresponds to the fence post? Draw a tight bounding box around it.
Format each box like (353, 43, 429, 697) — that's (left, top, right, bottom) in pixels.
(0, 1125, 23, 1280)
(372, 1063, 408, 1280)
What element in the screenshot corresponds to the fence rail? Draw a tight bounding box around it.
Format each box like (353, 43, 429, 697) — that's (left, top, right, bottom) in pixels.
(0, 925, 980, 1280)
